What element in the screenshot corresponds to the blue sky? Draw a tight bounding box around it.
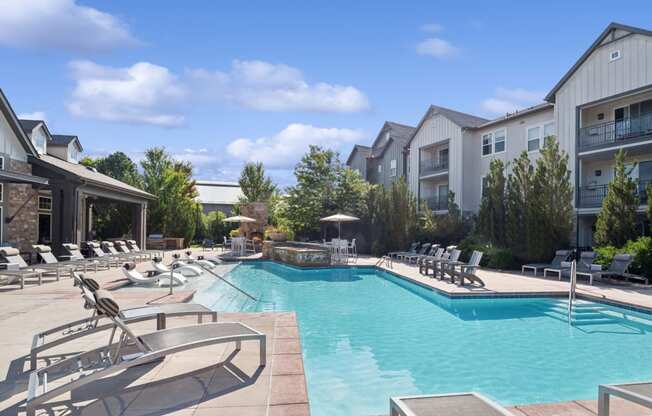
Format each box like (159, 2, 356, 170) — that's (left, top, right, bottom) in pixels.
(1, 0, 651, 186)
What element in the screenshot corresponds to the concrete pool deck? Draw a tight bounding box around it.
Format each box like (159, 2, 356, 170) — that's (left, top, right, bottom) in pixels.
(2, 250, 652, 415)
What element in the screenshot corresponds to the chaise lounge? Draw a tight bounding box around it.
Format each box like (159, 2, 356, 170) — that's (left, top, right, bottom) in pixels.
(26, 289, 266, 416)
(521, 250, 570, 276)
(598, 381, 652, 416)
(390, 392, 515, 416)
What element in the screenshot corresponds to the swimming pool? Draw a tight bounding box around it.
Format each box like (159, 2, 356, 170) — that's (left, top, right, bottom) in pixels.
(193, 261, 652, 415)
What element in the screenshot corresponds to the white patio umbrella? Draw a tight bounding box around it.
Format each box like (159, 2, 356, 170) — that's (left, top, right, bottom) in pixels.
(223, 215, 257, 223)
(320, 213, 359, 239)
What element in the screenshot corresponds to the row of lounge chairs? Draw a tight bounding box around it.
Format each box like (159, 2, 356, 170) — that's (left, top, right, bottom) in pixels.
(522, 250, 646, 285)
(391, 382, 652, 416)
(0, 240, 162, 288)
(387, 243, 485, 287)
(26, 272, 265, 416)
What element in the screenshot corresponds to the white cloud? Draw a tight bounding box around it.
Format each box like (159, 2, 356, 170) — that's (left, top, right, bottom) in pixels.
(187, 60, 369, 112)
(226, 123, 364, 169)
(67, 60, 186, 127)
(416, 37, 458, 58)
(0, 0, 139, 51)
(421, 23, 443, 33)
(17, 111, 46, 121)
(481, 87, 545, 115)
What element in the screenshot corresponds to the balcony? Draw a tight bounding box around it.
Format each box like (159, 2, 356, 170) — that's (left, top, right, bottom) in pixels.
(419, 157, 449, 176)
(578, 113, 652, 152)
(422, 194, 448, 211)
(577, 179, 652, 208)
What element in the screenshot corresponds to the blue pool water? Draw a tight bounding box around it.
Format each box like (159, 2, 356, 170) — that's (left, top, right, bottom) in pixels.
(193, 261, 652, 415)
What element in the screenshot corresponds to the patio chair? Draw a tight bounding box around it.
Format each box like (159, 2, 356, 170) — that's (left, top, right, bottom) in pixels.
(152, 256, 202, 277)
(545, 251, 596, 280)
(122, 262, 186, 286)
(521, 250, 570, 276)
(32, 244, 101, 273)
(0, 247, 60, 287)
(598, 381, 652, 416)
(390, 392, 515, 416)
(433, 249, 461, 280)
(398, 243, 431, 262)
(30, 273, 217, 370)
(125, 239, 161, 258)
(446, 250, 485, 287)
(388, 242, 419, 259)
(181, 250, 218, 269)
(63, 243, 118, 268)
(114, 240, 149, 261)
(405, 244, 439, 264)
(26, 289, 266, 416)
(421, 247, 454, 277)
(101, 241, 144, 262)
(595, 254, 648, 284)
(418, 247, 444, 271)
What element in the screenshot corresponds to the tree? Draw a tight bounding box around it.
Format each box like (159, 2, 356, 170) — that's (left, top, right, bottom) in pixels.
(238, 162, 276, 203)
(80, 152, 143, 239)
(594, 149, 639, 247)
(417, 191, 469, 247)
(647, 184, 652, 228)
(387, 178, 418, 251)
(477, 159, 506, 246)
(529, 138, 573, 259)
(206, 210, 229, 242)
(506, 151, 535, 260)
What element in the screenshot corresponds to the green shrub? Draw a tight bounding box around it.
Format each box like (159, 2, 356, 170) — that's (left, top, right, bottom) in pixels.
(458, 234, 518, 270)
(595, 236, 652, 278)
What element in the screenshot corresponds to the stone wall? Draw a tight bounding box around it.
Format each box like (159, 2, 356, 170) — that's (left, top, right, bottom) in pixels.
(239, 202, 268, 239)
(5, 159, 38, 252)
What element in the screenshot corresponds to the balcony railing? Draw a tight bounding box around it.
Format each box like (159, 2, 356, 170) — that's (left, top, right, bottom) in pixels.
(578, 179, 652, 208)
(422, 194, 448, 211)
(578, 113, 652, 152)
(419, 157, 449, 176)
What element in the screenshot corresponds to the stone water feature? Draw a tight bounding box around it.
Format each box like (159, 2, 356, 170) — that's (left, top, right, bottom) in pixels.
(262, 241, 331, 267)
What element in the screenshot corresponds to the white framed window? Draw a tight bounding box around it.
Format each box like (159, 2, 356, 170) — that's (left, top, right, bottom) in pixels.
(482, 133, 493, 156)
(494, 129, 506, 153)
(543, 122, 556, 146)
(481, 176, 488, 197)
(527, 121, 555, 152)
(33, 131, 46, 155)
(38, 196, 52, 211)
(378, 164, 382, 173)
(68, 146, 80, 163)
(390, 159, 397, 177)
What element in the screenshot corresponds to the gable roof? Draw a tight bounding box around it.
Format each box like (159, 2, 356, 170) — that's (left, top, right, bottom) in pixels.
(0, 89, 38, 155)
(51, 134, 83, 151)
(405, 105, 489, 147)
(545, 22, 652, 102)
(19, 119, 43, 134)
(475, 103, 554, 129)
(346, 144, 371, 165)
(385, 121, 416, 146)
(31, 154, 155, 200)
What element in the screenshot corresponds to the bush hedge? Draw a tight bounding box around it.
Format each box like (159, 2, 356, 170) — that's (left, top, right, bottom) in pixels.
(595, 236, 652, 278)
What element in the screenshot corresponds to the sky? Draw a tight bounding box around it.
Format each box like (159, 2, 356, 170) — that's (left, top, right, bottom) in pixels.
(1, 0, 651, 187)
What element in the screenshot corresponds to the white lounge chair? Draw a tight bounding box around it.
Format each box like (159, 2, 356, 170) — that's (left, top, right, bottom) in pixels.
(121, 262, 186, 286)
(0, 247, 58, 287)
(390, 392, 515, 416)
(152, 257, 202, 277)
(522, 250, 570, 276)
(125, 239, 162, 258)
(84, 242, 128, 266)
(599, 381, 652, 416)
(181, 250, 218, 269)
(26, 289, 265, 416)
(30, 273, 217, 370)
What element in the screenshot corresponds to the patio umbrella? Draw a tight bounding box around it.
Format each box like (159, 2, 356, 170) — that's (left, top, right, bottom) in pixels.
(320, 213, 359, 239)
(223, 215, 257, 223)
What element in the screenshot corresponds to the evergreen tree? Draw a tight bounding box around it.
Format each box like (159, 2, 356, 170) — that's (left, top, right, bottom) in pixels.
(477, 159, 506, 246)
(238, 162, 276, 203)
(529, 138, 573, 260)
(594, 149, 639, 247)
(506, 151, 534, 260)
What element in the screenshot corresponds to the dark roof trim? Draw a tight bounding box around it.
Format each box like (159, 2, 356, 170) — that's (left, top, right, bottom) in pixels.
(346, 145, 371, 165)
(0, 170, 48, 186)
(51, 134, 83, 151)
(545, 22, 652, 102)
(0, 89, 38, 155)
(405, 105, 488, 148)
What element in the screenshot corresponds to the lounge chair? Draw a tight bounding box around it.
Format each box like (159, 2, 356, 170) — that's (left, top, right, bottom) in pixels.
(446, 250, 485, 287)
(32, 244, 103, 273)
(598, 381, 652, 416)
(26, 289, 266, 416)
(418, 248, 444, 273)
(125, 239, 162, 258)
(390, 392, 515, 416)
(389, 242, 419, 259)
(398, 243, 431, 262)
(181, 250, 218, 269)
(405, 244, 439, 264)
(521, 250, 570, 276)
(595, 254, 648, 284)
(0, 247, 62, 287)
(152, 256, 203, 277)
(422, 247, 454, 277)
(433, 249, 461, 280)
(111, 241, 148, 261)
(30, 273, 217, 370)
(545, 251, 597, 282)
(63, 243, 118, 268)
(122, 262, 186, 286)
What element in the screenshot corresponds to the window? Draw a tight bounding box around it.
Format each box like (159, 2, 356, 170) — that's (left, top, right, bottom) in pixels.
(482, 133, 493, 156)
(33, 131, 46, 155)
(0, 206, 3, 242)
(0, 183, 3, 202)
(481, 176, 488, 197)
(378, 164, 382, 173)
(543, 122, 556, 146)
(527, 126, 541, 152)
(390, 159, 397, 177)
(68, 145, 80, 163)
(494, 129, 506, 153)
(38, 196, 52, 211)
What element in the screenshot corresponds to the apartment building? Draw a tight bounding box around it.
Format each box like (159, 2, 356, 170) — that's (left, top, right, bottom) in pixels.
(346, 121, 415, 188)
(348, 23, 652, 247)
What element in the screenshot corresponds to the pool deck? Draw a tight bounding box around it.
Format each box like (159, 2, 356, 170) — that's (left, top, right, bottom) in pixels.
(2, 250, 652, 415)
